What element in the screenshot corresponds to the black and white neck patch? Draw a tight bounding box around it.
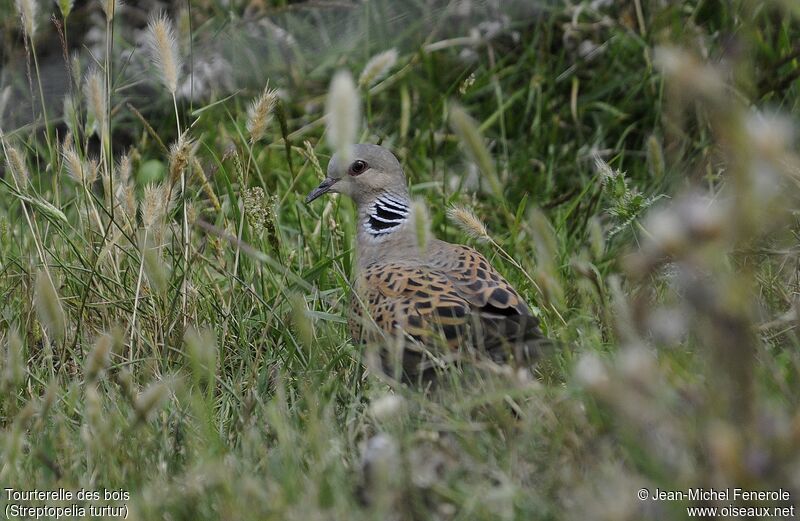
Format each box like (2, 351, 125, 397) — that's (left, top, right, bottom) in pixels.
(364, 194, 409, 237)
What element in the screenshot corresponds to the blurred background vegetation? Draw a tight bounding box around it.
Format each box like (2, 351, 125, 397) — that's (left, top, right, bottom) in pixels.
(1, 0, 799, 519)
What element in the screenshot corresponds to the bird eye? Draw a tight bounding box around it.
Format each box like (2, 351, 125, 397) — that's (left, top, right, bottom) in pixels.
(348, 160, 368, 176)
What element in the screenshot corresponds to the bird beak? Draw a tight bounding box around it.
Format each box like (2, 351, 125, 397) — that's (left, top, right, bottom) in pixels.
(305, 177, 339, 204)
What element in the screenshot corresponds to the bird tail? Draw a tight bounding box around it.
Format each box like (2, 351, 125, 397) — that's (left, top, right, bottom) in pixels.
(476, 314, 556, 364)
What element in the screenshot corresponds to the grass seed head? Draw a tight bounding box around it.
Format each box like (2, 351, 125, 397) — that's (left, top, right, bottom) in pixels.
(57, 0, 74, 19)
(185, 328, 217, 384)
(15, 0, 38, 40)
(192, 156, 221, 211)
(0, 86, 11, 124)
(246, 84, 278, 144)
(646, 135, 665, 179)
(115, 369, 136, 403)
(146, 12, 181, 94)
(5, 144, 30, 189)
(303, 140, 324, 179)
(115, 155, 137, 224)
(448, 103, 502, 197)
(243, 186, 269, 232)
(143, 243, 169, 296)
(575, 352, 610, 393)
(746, 110, 795, 158)
(83, 69, 106, 132)
(37, 381, 59, 425)
(360, 432, 401, 508)
(587, 216, 605, 260)
(100, 0, 121, 20)
(289, 293, 314, 349)
(61, 136, 85, 184)
(34, 271, 66, 343)
(70, 52, 82, 89)
(169, 133, 195, 187)
(86, 333, 112, 382)
(2, 329, 25, 392)
(87, 158, 99, 185)
(141, 182, 172, 232)
(117, 153, 131, 186)
(447, 205, 489, 242)
(530, 208, 559, 269)
(84, 384, 102, 428)
(369, 393, 405, 422)
(654, 46, 725, 100)
(326, 70, 361, 165)
(358, 48, 398, 88)
(135, 381, 169, 422)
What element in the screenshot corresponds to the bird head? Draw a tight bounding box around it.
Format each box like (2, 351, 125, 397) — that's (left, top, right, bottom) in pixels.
(305, 144, 407, 205)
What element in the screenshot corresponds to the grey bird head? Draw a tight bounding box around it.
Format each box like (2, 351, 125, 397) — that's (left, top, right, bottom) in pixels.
(305, 144, 407, 205)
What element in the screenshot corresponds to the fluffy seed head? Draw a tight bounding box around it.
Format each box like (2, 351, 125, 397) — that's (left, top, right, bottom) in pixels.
(70, 52, 82, 89)
(62, 95, 79, 136)
(114, 369, 135, 402)
(141, 182, 172, 230)
(575, 352, 610, 392)
(61, 136, 85, 184)
(84, 385, 103, 432)
(193, 157, 221, 211)
(117, 154, 132, 186)
(2, 329, 25, 392)
(447, 205, 489, 242)
(0, 87, 11, 123)
(143, 243, 169, 296)
(34, 271, 66, 343)
(325, 70, 361, 165)
(246, 84, 278, 144)
(360, 432, 401, 504)
(134, 381, 169, 421)
(146, 12, 181, 94)
(646, 135, 665, 179)
(116, 154, 137, 223)
(86, 333, 112, 382)
(530, 208, 559, 268)
(15, 0, 38, 39)
(169, 133, 195, 187)
(289, 293, 314, 349)
(5, 144, 30, 188)
(746, 110, 795, 157)
(653, 46, 724, 99)
(303, 140, 324, 179)
(184, 327, 217, 383)
(83, 69, 106, 132)
(39, 382, 59, 421)
(369, 393, 405, 422)
(87, 158, 99, 185)
(448, 103, 502, 197)
(359, 49, 398, 87)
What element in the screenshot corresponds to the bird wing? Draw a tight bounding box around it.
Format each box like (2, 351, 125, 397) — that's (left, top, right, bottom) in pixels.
(427, 244, 532, 316)
(351, 253, 544, 360)
(351, 263, 471, 347)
